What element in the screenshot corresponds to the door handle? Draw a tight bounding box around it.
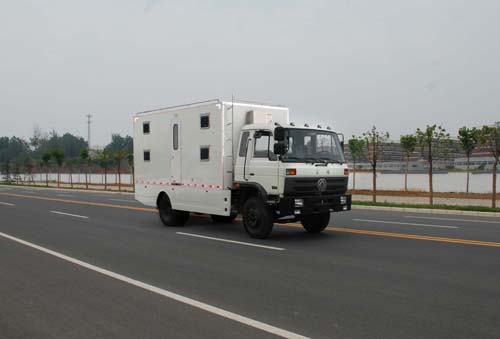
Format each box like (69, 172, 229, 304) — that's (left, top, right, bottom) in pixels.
(249, 173, 255, 176)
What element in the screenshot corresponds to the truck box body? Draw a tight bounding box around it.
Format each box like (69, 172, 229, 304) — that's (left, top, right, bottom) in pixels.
(133, 99, 289, 216)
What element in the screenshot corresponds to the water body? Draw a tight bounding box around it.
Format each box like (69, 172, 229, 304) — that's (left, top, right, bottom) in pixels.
(0, 172, 497, 194)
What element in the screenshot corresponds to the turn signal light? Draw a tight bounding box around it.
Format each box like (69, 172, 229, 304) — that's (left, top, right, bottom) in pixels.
(344, 168, 349, 176)
(286, 168, 297, 176)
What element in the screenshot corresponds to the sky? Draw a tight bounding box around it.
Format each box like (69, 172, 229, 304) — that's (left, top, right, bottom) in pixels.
(1, 0, 499, 146)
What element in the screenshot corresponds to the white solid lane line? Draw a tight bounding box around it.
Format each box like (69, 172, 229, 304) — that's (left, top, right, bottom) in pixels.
(176, 232, 286, 251)
(0, 202, 15, 206)
(405, 215, 500, 224)
(56, 194, 75, 197)
(0, 231, 307, 339)
(50, 211, 89, 219)
(353, 219, 458, 229)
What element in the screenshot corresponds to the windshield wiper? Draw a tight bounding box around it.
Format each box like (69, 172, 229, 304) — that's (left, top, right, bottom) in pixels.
(304, 157, 327, 164)
(319, 157, 344, 164)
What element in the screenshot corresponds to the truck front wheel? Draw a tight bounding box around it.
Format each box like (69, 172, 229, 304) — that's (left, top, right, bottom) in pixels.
(301, 213, 330, 233)
(242, 197, 274, 239)
(158, 195, 190, 226)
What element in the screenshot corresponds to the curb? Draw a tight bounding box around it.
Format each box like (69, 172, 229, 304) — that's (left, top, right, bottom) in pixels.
(352, 204, 500, 218)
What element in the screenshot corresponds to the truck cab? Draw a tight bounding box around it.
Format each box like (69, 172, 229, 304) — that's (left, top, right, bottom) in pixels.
(233, 124, 351, 238)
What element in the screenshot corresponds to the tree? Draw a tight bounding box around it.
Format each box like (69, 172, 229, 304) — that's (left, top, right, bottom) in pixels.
(105, 134, 133, 155)
(458, 127, 480, 194)
(66, 158, 76, 189)
(479, 125, 500, 208)
(51, 149, 65, 188)
(41, 152, 51, 187)
(29, 124, 46, 150)
(348, 137, 365, 191)
(80, 148, 91, 190)
(363, 126, 390, 202)
(97, 150, 110, 190)
(416, 125, 450, 205)
(23, 155, 35, 184)
(400, 134, 417, 192)
(2, 160, 12, 182)
(114, 149, 128, 192)
(12, 161, 21, 184)
(127, 153, 134, 189)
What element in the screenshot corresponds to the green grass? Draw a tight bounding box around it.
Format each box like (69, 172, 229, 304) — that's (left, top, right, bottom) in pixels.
(352, 200, 500, 213)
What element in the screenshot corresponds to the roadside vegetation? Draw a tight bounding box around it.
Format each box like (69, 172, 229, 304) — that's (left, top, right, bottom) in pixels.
(353, 200, 500, 214)
(2, 123, 500, 207)
(0, 127, 133, 190)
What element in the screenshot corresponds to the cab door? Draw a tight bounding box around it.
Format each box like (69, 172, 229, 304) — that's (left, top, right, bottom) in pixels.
(246, 130, 280, 195)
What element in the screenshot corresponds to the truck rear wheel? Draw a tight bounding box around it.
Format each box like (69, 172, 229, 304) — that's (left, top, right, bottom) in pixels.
(158, 194, 190, 227)
(301, 213, 330, 233)
(210, 214, 237, 223)
(242, 197, 273, 239)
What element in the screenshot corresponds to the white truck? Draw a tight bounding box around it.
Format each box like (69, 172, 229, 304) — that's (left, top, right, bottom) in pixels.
(133, 99, 351, 238)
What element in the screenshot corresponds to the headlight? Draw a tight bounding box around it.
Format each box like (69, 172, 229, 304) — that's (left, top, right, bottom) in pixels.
(340, 196, 347, 205)
(294, 198, 304, 207)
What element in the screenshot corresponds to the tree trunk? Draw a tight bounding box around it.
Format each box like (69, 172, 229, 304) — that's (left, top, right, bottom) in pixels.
(118, 163, 122, 192)
(428, 163, 433, 205)
(428, 143, 433, 206)
(372, 165, 377, 203)
(57, 169, 60, 188)
(104, 167, 107, 190)
(466, 155, 470, 194)
(45, 169, 48, 187)
(85, 169, 88, 190)
(405, 156, 409, 192)
(131, 166, 135, 192)
(352, 161, 356, 191)
(493, 159, 498, 208)
(70, 169, 73, 189)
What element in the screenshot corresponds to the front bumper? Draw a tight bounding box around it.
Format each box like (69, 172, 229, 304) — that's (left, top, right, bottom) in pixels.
(276, 194, 352, 216)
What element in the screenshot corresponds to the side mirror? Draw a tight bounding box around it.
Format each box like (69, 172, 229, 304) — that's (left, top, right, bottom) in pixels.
(340, 141, 344, 152)
(273, 142, 287, 155)
(274, 127, 285, 141)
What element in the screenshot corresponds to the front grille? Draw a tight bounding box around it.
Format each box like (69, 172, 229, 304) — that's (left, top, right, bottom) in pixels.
(284, 177, 348, 197)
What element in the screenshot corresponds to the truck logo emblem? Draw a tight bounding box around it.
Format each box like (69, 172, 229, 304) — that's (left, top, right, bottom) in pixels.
(317, 178, 327, 192)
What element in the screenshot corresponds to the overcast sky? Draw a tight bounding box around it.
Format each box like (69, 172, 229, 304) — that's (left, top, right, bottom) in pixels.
(1, 0, 499, 146)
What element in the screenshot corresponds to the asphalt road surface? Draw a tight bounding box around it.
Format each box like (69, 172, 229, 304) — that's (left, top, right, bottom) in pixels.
(0, 185, 499, 338)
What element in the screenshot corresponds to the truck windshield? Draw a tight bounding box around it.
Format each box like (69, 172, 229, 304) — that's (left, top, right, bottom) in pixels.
(281, 128, 345, 164)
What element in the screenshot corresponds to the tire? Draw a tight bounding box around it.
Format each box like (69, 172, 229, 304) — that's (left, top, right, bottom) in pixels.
(158, 194, 190, 227)
(210, 214, 237, 223)
(242, 197, 274, 239)
(301, 213, 330, 233)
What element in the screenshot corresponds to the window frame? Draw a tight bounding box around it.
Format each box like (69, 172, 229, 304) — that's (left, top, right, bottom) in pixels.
(200, 145, 210, 161)
(200, 113, 210, 129)
(143, 122, 150, 135)
(252, 130, 277, 161)
(173, 124, 179, 150)
(238, 131, 250, 157)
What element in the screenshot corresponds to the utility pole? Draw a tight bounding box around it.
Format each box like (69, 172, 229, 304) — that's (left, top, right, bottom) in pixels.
(86, 114, 92, 150)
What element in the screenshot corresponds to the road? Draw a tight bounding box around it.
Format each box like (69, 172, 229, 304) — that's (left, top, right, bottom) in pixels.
(0, 185, 499, 338)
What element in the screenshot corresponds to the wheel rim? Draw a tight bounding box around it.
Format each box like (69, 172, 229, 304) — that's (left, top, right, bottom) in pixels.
(246, 206, 261, 230)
